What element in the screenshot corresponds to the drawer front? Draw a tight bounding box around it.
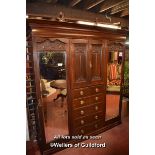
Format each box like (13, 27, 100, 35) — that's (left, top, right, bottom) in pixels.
(73, 106, 90, 118)
(73, 96, 90, 109)
(73, 103, 103, 119)
(89, 93, 104, 104)
(73, 120, 104, 135)
(73, 112, 104, 128)
(73, 93, 104, 109)
(73, 87, 90, 99)
(89, 103, 104, 114)
(90, 85, 104, 95)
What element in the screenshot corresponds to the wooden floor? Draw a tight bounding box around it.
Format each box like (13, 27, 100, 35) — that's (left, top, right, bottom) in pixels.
(27, 116, 129, 155)
(44, 98, 68, 142)
(54, 117, 129, 155)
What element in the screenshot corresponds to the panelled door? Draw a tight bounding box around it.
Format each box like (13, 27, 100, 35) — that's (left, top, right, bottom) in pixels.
(70, 39, 89, 88)
(89, 40, 105, 85)
(70, 39, 105, 88)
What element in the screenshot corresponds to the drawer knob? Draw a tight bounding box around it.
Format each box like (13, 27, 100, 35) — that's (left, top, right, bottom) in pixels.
(95, 97, 99, 101)
(80, 91, 84, 95)
(80, 120, 85, 125)
(95, 88, 99, 92)
(80, 110, 84, 115)
(80, 100, 84, 105)
(81, 129, 84, 134)
(95, 106, 99, 110)
(95, 115, 98, 119)
(95, 124, 98, 128)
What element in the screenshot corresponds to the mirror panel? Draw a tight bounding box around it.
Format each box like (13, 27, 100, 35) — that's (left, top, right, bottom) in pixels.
(105, 94, 120, 120)
(107, 51, 123, 92)
(39, 51, 68, 143)
(106, 49, 123, 121)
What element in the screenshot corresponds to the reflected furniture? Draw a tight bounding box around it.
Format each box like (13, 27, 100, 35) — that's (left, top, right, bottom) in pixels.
(51, 80, 67, 107)
(40, 79, 58, 122)
(26, 19, 126, 155)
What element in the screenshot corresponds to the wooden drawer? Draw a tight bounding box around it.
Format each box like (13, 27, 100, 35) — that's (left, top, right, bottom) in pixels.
(89, 93, 104, 104)
(73, 106, 90, 118)
(73, 120, 104, 135)
(73, 103, 103, 119)
(73, 87, 90, 99)
(90, 85, 104, 95)
(73, 85, 104, 99)
(73, 96, 90, 109)
(89, 103, 104, 114)
(73, 93, 104, 109)
(73, 112, 104, 128)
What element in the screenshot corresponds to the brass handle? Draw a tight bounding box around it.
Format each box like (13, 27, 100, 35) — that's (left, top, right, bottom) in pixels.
(80, 100, 84, 105)
(95, 106, 99, 110)
(95, 124, 98, 128)
(95, 115, 98, 120)
(95, 88, 99, 92)
(80, 120, 85, 125)
(81, 129, 84, 134)
(80, 91, 84, 95)
(90, 62, 92, 69)
(80, 110, 84, 115)
(95, 97, 99, 101)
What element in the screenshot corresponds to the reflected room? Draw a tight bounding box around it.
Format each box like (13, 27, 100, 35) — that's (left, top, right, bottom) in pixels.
(106, 51, 123, 120)
(39, 51, 68, 142)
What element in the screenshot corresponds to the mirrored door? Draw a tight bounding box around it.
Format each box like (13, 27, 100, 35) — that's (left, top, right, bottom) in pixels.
(106, 49, 123, 120)
(39, 51, 68, 142)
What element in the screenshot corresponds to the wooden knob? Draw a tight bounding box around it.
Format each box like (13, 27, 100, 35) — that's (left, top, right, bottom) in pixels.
(95, 124, 98, 128)
(80, 110, 84, 115)
(95, 115, 98, 119)
(80, 91, 84, 95)
(95, 106, 98, 110)
(80, 120, 85, 125)
(81, 129, 84, 134)
(95, 88, 99, 92)
(80, 100, 84, 105)
(95, 97, 99, 101)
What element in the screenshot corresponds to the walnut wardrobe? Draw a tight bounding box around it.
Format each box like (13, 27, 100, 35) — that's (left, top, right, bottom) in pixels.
(26, 19, 126, 155)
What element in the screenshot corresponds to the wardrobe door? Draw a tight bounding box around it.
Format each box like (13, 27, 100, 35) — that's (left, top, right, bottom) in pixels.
(89, 40, 105, 85)
(70, 39, 89, 88)
(105, 41, 124, 121)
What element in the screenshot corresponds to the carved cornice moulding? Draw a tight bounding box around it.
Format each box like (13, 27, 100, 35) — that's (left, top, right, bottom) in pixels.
(36, 38, 66, 51)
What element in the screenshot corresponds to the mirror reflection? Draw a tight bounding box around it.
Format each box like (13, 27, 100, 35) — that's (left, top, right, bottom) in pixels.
(105, 94, 120, 120)
(106, 50, 122, 120)
(107, 51, 123, 92)
(39, 52, 68, 142)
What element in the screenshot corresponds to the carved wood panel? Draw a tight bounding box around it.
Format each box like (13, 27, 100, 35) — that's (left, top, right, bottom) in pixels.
(35, 38, 66, 51)
(72, 42, 88, 88)
(90, 43, 104, 84)
(91, 44, 102, 81)
(108, 42, 123, 51)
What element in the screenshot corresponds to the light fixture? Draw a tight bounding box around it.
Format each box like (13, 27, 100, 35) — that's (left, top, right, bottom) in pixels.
(32, 29, 38, 32)
(76, 20, 121, 29)
(26, 15, 29, 19)
(96, 23, 121, 29)
(35, 17, 43, 20)
(76, 21, 95, 26)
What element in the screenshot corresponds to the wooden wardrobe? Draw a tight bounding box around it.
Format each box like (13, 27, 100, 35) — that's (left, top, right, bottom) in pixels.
(26, 19, 126, 155)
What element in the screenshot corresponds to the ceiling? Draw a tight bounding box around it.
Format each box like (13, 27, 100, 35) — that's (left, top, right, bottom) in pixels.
(27, 0, 129, 30)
